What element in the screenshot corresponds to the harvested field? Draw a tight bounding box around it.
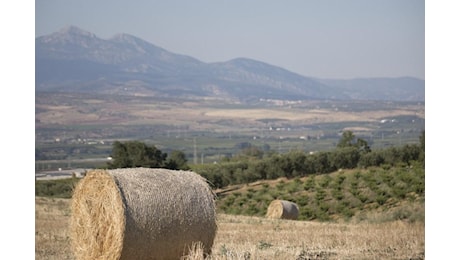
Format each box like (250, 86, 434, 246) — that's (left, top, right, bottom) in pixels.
(35, 93, 425, 127)
(36, 197, 424, 259)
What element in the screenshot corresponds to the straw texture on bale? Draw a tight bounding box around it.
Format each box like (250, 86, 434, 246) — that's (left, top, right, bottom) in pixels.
(70, 168, 217, 260)
(265, 199, 299, 220)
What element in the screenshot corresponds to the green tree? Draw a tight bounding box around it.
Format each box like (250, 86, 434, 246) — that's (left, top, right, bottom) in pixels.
(419, 130, 425, 151)
(165, 150, 190, 170)
(329, 147, 360, 169)
(289, 151, 308, 176)
(358, 150, 385, 168)
(108, 141, 167, 169)
(400, 144, 421, 165)
(419, 130, 425, 164)
(337, 130, 370, 153)
(356, 138, 371, 153)
(337, 130, 355, 148)
(240, 146, 264, 159)
(309, 151, 333, 173)
(109, 141, 130, 168)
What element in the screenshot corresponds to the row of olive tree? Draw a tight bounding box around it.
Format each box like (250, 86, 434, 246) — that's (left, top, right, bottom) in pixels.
(106, 130, 424, 189)
(194, 130, 424, 188)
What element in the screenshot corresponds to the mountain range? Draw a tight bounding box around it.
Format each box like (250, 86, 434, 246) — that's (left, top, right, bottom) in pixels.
(36, 26, 424, 102)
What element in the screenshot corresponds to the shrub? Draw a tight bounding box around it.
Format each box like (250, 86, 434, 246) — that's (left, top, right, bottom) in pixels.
(35, 178, 81, 198)
(303, 177, 315, 191)
(319, 175, 332, 188)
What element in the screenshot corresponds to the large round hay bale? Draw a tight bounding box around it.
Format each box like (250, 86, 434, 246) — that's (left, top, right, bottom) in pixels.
(70, 168, 217, 260)
(265, 199, 299, 220)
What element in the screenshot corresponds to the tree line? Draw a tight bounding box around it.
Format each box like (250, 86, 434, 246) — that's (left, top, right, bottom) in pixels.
(107, 130, 425, 189)
(107, 141, 189, 170)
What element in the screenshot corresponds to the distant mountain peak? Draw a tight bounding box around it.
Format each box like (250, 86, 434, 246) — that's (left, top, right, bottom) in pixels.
(37, 25, 99, 47)
(36, 26, 425, 102)
(111, 33, 141, 42)
(227, 57, 282, 69)
(229, 57, 259, 63)
(58, 25, 96, 38)
(109, 33, 155, 51)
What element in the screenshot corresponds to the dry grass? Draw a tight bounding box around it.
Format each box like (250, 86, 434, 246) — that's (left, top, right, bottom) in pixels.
(36, 196, 424, 259)
(35, 197, 74, 260)
(211, 214, 424, 259)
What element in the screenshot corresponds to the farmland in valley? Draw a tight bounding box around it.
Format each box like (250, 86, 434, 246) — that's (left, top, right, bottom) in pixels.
(35, 92, 424, 169)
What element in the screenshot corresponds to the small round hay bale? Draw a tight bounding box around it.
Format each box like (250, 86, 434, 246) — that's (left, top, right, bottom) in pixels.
(265, 199, 299, 220)
(70, 168, 217, 260)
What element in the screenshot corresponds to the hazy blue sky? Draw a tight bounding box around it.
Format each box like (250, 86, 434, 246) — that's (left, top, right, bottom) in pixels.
(36, 0, 424, 79)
